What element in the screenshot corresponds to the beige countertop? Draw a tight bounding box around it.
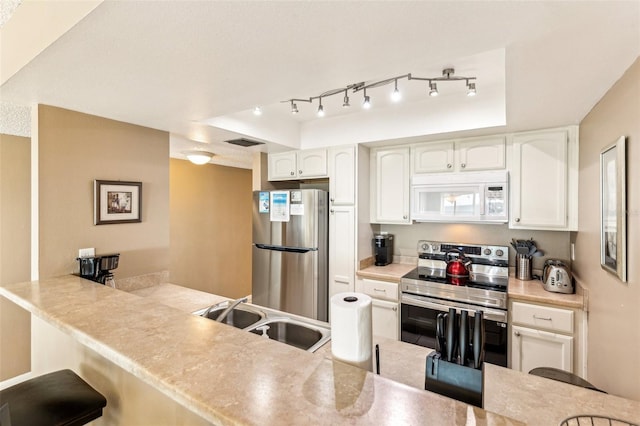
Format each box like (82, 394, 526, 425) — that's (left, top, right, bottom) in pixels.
(136, 283, 640, 425)
(357, 263, 585, 309)
(1, 276, 522, 426)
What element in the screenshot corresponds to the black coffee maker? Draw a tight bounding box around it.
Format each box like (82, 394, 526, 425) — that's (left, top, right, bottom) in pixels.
(77, 253, 120, 286)
(373, 234, 394, 266)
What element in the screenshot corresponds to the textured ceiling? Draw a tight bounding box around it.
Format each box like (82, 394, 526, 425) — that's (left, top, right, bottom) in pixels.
(1, 1, 639, 168)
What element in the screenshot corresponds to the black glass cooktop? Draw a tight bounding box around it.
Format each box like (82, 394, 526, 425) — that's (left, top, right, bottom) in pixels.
(401, 268, 507, 293)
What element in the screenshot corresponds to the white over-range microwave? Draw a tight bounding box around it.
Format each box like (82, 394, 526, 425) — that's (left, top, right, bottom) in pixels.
(411, 171, 509, 223)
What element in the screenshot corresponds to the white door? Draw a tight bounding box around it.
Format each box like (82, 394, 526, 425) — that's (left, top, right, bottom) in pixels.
(297, 149, 327, 178)
(371, 147, 410, 224)
(510, 130, 569, 229)
(329, 206, 355, 299)
(328, 146, 355, 205)
(511, 325, 573, 373)
(412, 141, 455, 173)
(268, 152, 297, 180)
(457, 137, 505, 171)
(372, 299, 399, 340)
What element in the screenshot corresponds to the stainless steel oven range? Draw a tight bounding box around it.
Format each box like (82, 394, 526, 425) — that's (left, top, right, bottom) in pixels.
(400, 240, 510, 367)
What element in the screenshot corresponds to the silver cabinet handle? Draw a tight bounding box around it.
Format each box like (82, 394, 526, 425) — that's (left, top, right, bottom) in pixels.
(392, 306, 398, 312)
(290, 171, 295, 176)
(533, 315, 552, 321)
(299, 170, 303, 175)
(515, 218, 521, 223)
(447, 163, 452, 169)
(330, 198, 334, 202)
(330, 209, 334, 214)
(403, 215, 408, 219)
(515, 331, 521, 337)
(373, 288, 386, 293)
(461, 163, 466, 168)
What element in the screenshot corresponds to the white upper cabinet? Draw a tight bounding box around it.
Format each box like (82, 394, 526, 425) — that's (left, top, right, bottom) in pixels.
(370, 147, 411, 224)
(328, 145, 355, 205)
(412, 141, 455, 173)
(412, 137, 505, 174)
(509, 127, 578, 231)
(268, 149, 327, 180)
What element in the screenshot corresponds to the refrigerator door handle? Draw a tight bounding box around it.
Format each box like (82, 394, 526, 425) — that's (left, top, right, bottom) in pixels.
(254, 243, 316, 253)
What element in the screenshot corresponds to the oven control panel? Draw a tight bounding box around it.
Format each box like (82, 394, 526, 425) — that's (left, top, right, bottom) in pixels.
(417, 240, 508, 263)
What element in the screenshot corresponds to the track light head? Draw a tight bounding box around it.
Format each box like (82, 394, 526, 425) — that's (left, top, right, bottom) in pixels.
(429, 82, 439, 97)
(391, 79, 401, 102)
(467, 82, 477, 97)
(343, 91, 350, 108)
(290, 101, 299, 114)
(317, 101, 325, 117)
(363, 95, 371, 109)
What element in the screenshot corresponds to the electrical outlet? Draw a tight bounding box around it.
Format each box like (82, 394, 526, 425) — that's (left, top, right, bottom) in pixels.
(78, 248, 95, 258)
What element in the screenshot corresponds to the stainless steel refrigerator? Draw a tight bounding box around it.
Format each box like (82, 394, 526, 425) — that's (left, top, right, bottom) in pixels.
(252, 189, 328, 322)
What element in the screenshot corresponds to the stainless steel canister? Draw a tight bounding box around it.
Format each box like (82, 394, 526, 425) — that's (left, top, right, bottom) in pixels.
(515, 254, 532, 281)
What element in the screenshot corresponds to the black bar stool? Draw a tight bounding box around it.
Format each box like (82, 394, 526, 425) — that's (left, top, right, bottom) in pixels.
(529, 367, 606, 393)
(0, 369, 107, 426)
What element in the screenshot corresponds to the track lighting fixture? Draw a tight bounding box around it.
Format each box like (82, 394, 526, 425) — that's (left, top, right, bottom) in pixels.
(317, 98, 325, 117)
(467, 81, 476, 97)
(363, 89, 371, 109)
(391, 79, 401, 102)
(343, 90, 350, 108)
(281, 67, 476, 116)
(429, 81, 439, 97)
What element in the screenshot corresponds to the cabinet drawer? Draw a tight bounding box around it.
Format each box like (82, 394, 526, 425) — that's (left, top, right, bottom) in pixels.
(511, 302, 573, 334)
(362, 279, 398, 302)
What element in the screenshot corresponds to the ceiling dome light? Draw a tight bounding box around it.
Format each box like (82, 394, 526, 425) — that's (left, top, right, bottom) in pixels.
(253, 106, 262, 116)
(467, 82, 477, 97)
(184, 150, 214, 165)
(429, 82, 439, 97)
(391, 79, 401, 102)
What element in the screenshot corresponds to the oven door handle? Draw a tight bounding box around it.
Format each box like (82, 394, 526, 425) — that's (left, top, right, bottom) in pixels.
(401, 294, 507, 323)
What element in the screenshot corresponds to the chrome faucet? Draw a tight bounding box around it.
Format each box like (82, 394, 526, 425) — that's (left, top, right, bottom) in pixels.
(215, 296, 249, 323)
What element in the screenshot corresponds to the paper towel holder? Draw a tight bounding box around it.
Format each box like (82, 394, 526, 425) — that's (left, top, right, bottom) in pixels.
(343, 296, 358, 302)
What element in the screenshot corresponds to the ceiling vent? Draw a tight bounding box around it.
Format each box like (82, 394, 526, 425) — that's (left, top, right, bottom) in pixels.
(225, 138, 264, 147)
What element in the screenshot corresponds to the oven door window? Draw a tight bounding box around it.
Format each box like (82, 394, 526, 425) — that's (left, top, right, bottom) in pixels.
(401, 303, 439, 349)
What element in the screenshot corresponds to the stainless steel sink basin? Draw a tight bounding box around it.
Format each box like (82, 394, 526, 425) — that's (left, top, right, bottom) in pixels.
(193, 303, 265, 329)
(247, 318, 330, 352)
(193, 302, 330, 352)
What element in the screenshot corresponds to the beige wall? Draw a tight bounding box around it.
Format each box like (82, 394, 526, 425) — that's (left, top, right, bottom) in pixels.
(169, 158, 252, 298)
(38, 105, 170, 279)
(574, 57, 640, 400)
(0, 133, 31, 380)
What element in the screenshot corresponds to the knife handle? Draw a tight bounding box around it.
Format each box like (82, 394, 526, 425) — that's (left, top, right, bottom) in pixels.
(473, 311, 485, 369)
(446, 308, 457, 362)
(459, 310, 469, 366)
(436, 313, 444, 354)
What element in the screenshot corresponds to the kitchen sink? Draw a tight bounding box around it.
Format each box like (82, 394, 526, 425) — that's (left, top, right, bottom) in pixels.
(193, 303, 266, 329)
(247, 318, 330, 352)
(193, 301, 330, 352)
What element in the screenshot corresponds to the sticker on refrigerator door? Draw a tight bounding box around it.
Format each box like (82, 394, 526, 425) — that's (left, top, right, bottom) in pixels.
(290, 203, 304, 215)
(259, 192, 270, 213)
(270, 191, 290, 222)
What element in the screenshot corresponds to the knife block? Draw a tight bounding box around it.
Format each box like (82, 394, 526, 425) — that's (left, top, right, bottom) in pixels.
(425, 352, 483, 407)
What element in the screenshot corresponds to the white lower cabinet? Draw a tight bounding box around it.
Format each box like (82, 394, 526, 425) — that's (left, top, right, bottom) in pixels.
(509, 301, 577, 374)
(356, 278, 399, 340)
(371, 299, 399, 340)
(511, 325, 573, 373)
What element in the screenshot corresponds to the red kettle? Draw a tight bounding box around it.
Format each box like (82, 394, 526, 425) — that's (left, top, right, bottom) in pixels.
(445, 249, 472, 285)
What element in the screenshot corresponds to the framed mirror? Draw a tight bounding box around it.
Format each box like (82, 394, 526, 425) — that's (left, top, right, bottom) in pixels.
(600, 136, 627, 282)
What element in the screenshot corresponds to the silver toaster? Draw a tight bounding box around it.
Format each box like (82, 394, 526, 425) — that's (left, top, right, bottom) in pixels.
(542, 260, 574, 294)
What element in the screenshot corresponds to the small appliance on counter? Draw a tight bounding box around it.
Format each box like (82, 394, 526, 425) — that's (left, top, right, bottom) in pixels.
(77, 253, 120, 287)
(542, 259, 574, 294)
(373, 233, 394, 266)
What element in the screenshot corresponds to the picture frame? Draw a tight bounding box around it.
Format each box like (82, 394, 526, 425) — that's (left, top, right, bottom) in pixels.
(600, 136, 627, 282)
(94, 180, 142, 225)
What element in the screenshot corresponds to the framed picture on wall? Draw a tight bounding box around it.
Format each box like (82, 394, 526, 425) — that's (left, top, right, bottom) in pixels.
(600, 136, 627, 282)
(94, 180, 142, 225)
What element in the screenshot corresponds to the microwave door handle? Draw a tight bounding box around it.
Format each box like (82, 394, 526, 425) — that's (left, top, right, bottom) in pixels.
(479, 184, 486, 216)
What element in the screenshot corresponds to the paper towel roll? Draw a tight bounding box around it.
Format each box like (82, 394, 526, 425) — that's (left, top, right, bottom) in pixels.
(330, 292, 373, 371)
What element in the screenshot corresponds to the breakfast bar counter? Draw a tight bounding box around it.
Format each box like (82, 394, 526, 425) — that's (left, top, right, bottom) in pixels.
(2, 277, 638, 425)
